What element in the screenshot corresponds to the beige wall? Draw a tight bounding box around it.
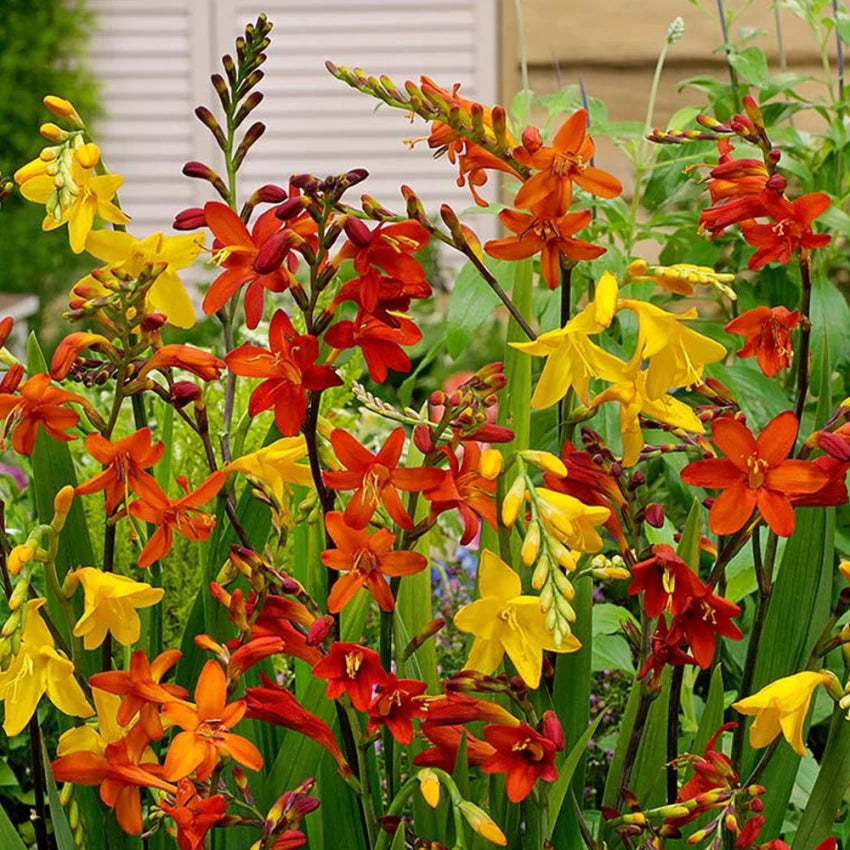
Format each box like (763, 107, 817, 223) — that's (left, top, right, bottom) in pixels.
(500, 0, 840, 189)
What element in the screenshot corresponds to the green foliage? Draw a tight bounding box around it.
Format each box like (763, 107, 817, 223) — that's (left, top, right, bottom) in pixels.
(0, 0, 98, 334)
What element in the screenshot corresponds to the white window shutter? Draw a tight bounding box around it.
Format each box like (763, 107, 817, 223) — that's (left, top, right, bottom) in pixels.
(89, 0, 499, 240)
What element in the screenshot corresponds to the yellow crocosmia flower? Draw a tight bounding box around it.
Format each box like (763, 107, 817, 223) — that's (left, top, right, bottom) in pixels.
(225, 436, 315, 503)
(627, 259, 737, 299)
(534, 488, 610, 552)
(619, 299, 727, 400)
(0, 599, 92, 736)
(70, 568, 164, 651)
(732, 670, 837, 757)
(19, 146, 129, 253)
(588, 365, 705, 467)
(76, 230, 204, 328)
(56, 689, 127, 757)
(511, 272, 626, 409)
(454, 550, 580, 688)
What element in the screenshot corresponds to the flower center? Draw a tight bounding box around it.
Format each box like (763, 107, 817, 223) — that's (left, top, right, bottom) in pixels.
(345, 650, 364, 678)
(352, 548, 378, 575)
(746, 454, 769, 488)
(512, 737, 545, 761)
(363, 464, 390, 505)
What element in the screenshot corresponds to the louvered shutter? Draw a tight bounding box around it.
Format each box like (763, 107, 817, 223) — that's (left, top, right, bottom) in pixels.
(89, 0, 498, 239)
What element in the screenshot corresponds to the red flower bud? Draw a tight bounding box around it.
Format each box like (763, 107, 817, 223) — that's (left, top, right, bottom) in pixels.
(170, 380, 203, 408)
(521, 126, 543, 153)
(140, 313, 168, 332)
(644, 503, 665, 528)
(343, 216, 372, 248)
(307, 615, 334, 646)
(253, 229, 291, 274)
(254, 183, 287, 203)
(173, 206, 207, 230)
(413, 424, 433, 454)
(541, 710, 565, 751)
(765, 174, 787, 192)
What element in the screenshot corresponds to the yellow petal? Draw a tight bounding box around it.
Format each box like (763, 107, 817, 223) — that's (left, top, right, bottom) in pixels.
(478, 549, 521, 601)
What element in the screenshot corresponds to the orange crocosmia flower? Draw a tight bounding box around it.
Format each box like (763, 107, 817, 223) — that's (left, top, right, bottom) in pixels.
(424, 442, 497, 545)
(333, 271, 431, 326)
(138, 344, 225, 382)
(706, 138, 769, 203)
(245, 674, 350, 771)
(456, 142, 523, 207)
(224, 310, 342, 436)
(512, 110, 622, 213)
(323, 427, 444, 530)
(725, 305, 800, 378)
(129, 472, 224, 567)
(0, 372, 87, 455)
(485, 206, 604, 290)
(52, 723, 176, 835)
(75, 428, 164, 514)
(321, 511, 427, 613)
(417, 692, 519, 727)
(50, 331, 117, 380)
(202, 202, 295, 329)
(324, 309, 422, 384)
(741, 191, 831, 269)
(162, 660, 263, 782)
(159, 778, 227, 850)
(413, 723, 496, 772)
(637, 617, 696, 691)
(680, 411, 827, 537)
(312, 642, 388, 711)
(246, 595, 322, 666)
(365, 674, 427, 745)
(481, 722, 558, 803)
(89, 649, 188, 740)
(335, 218, 429, 312)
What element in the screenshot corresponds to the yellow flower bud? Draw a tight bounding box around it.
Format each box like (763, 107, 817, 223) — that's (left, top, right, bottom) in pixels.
(519, 450, 567, 478)
(43, 96, 83, 128)
(627, 259, 648, 277)
(521, 523, 540, 567)
(14, 157, 49, 185)
(417, 769, 440, 808)
(593, 566, 631, 581)
(459, 802, 507, 846)
(840, 561, 850, 582)
(74, 143, 100, 170)
(7, 544, 34, 577)
(52, 485, 75, 532)
(479, 448, 503, 480)
(39, 123, 69, 143)
(501, 476, 526, 527)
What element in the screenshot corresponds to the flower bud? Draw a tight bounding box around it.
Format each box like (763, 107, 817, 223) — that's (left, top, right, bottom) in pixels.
(541, 709, 565, 751)
(644, 503, 665, 528)
(74, 143, 101, 169)
(253, 229, 292, 274)
(173, 207, 207, 230)
(40, 122, 69, 143)
(521, 126, 543, 154)
(343, 216, 372, 248)
(307, 615, 334, 646)
(412, 424, 433, 455)
(521, 523, 540, 567)
(417, 769, 440, 808)
(7, 544, 34, 577)
(459, 802, 507, 846)
(479, 449, 503, 480)
(519, 450, 567, 478)
(44, 95, 82, 125)
(501, 475, 526, 527)
(52, 485, 75, 532)
(170, 381, 203, 408)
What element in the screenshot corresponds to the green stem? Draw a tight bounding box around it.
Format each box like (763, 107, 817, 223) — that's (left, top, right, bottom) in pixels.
(344, 704, 378, 849)
(28, 720, 50, 850)
(794, 255, 813, 423)
(513, 0, 531, 117)
(666, 664, 684, 803)
(373, 778, 419, 850)
(716, 0, 742, 111)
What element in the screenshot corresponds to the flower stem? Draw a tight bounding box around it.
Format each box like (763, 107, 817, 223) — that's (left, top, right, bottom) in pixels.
(794, 255, 814, 422)
(666, 664, 684, 803)
(615, 689, 652, 809)
(29, 720, 50, 850)
(716, 0, 741, 111)
(344, 704, 379, 849)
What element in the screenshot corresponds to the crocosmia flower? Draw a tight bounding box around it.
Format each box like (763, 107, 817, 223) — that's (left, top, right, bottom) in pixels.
(725, 305, 800, 377)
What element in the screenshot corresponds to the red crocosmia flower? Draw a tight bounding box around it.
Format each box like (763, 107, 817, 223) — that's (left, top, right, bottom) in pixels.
(637, 618, 696, 691)
(485, 206, 604, 289)
(226, 636, 288, 679)
(202, 202, 296, 329)
(224, 310, 342, 436)
(139, 345, 225, 382)
(162, 660, 263, 782)
(413, 723, 496, 771)
(0, 372, 87, 455)
(323, 428, 444, 530)
(424, 443, 497, 545)
(418, 692, 520, 727)
(792, 455, 849, 508)
(321, 511, 427, 613)
(365, 674, 428, 744)
(671, 722, 738, 826)
(311, 642, 388, 711)
(52, 723, 176, 835)
(333, 272, 431, 326)
(481, 722, 558, 803)
(159, 778, 227, 850)
(75, 428, 164, 514)
(741, 191, 831, 269)
(90, 649, 188, 740)
(324, 309, 422, 384)
(706, 139, 769, 203)
(543, 441, 628, 552)
(335, 218, 429, 312)
(246, 595, 322, 666)
(129, 472, 224, 567)
(725, 306, 800, 378)
(627, 544, 707, 617)
(670, 592, 743, 669)
(698, 192, 769, 238)
(245, 675, 350, 772)
(512, 110, 622, 213)
(680, 412, 828, 537)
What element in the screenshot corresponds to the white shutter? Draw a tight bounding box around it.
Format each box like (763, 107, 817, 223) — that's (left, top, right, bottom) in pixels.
(89, 0, 498, 239)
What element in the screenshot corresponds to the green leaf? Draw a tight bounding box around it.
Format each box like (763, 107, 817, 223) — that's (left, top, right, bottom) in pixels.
(675, 499, 702, 571)
(446, 261, 505, 359)
(547, 713, 605, 838)
(791, 706, 850, 848)
(41, 734, 76, 850)
(591, 633, 635, 674)
(689, 665, 724, 755)
(0, 802, 25, 850)
(592, 603, 638, 636)
(728, 46, 769, 86)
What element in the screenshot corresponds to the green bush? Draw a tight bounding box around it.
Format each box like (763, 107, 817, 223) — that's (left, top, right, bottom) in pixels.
(0, 0, 98, 338)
